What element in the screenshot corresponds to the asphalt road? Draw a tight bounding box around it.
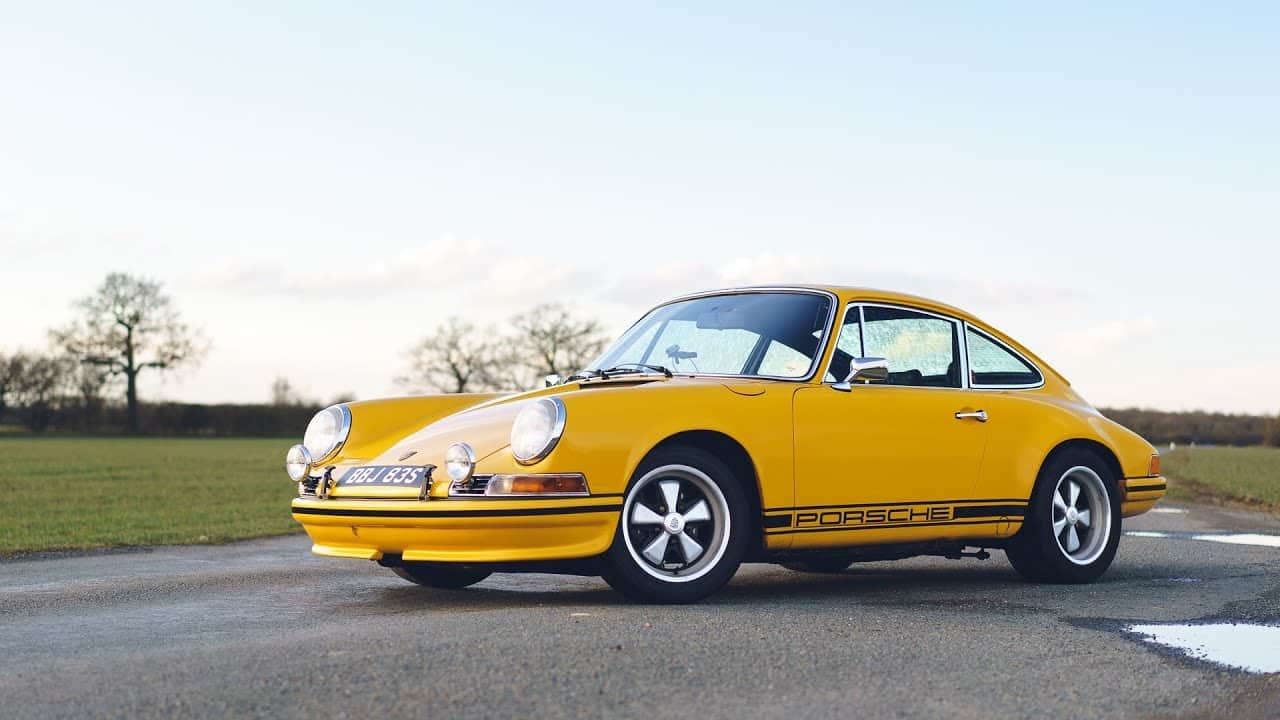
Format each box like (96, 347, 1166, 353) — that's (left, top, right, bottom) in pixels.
(3, 503, 1279, 720)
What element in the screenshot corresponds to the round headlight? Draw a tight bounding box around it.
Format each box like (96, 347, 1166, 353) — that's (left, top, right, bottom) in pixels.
(510, 397, 566, 465)
(303, 405, 351, 464)
(286, 444, 314, 482)
(445, 442, 476, 483)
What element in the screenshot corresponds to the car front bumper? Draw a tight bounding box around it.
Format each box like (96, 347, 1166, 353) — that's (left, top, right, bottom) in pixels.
(1121, 475, 1167, 517)
(290, 496, 622, 563)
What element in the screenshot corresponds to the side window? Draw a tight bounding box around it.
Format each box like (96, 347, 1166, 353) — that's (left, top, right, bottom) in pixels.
(966, 327, 1042, 387)
(862, 306, 960, 388)
(823, 306, 862, 382)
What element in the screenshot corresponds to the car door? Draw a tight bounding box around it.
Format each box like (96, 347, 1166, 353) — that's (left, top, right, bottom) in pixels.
(789, 303, 989, 543)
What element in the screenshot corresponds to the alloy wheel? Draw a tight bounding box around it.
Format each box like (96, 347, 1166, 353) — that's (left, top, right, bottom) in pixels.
(1051, 465, 1112, 565)
(622, 464, 731, 583)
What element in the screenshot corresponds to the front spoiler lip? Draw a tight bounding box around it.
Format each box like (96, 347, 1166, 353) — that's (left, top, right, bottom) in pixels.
(1124, 475, 1167, 495)
(291, 496, 623, 563)
(290, 493, 624, 523)
(291, 503, 620, 520)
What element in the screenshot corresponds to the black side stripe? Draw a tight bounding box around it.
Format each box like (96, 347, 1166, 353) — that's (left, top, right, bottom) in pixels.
(952, 504, 1026, 519)
(769, 518, 1018, 536)
(293, 504, 621, 519)
(764, 514, 793, 529)
(766, 498, 1027, 513)
(1126, 482, 1167, 493)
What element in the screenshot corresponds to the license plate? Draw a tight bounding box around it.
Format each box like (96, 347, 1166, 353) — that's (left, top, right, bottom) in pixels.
(338, 465, 429, 487)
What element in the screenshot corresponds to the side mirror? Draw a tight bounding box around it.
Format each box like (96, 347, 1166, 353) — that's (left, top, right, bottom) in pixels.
(833, 357, 889, 392)
(544, 374, 563, 388)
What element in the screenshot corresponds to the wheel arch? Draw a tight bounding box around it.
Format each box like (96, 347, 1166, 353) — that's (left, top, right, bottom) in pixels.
(644, 430, 765, 555)
(1041, 438, 1125, 497)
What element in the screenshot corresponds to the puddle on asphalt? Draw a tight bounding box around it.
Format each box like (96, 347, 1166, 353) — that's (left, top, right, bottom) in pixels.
(1127, 622, 1280, 674)
(1124, 531, 1280, 548)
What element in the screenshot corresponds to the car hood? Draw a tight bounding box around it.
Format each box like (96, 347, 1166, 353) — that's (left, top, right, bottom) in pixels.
(384, 375, 681, 461)
(330, 374, 760, 498)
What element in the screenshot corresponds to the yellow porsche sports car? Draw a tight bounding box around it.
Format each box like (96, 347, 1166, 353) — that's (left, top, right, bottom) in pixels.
(288, 286, 1166, 603)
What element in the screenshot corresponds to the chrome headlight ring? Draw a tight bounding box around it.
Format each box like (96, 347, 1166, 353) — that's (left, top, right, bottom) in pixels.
(303, 404, 352, 465)
(510, 397, 566, 465)
(445, 442, 477, 484)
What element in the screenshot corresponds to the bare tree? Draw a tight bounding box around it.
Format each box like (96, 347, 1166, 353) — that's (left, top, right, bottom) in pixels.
(51, 273, 208, 434)
(0, 351, 24, 423)
(68, 360, 110, 431)
(6, 352, 74, 432)
(396, 318, 497, 394)
(0, 351, 14, 421)
(270, 377, 312, 406)
(506, 303, 608, 388)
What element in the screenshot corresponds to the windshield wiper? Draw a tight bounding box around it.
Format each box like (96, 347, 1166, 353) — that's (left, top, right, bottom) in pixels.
(565, 368, 605, 382)
(566, 364, 674, 382)
(602, 363, 673, 378)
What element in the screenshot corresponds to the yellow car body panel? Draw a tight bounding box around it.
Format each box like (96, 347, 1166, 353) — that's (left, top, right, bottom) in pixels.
(291, 285, 1164, 567)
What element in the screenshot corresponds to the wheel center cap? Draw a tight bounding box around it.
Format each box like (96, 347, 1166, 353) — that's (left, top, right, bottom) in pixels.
(1066, 507, 1079, 524)
(664, 513, 685, 535)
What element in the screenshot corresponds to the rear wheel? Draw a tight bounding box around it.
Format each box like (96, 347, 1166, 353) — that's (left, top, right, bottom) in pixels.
(391, 563, 491, 589)
(1006, 448, 1120, 583)
(602, 446, 748, 603)
(781, 557, 854, 573)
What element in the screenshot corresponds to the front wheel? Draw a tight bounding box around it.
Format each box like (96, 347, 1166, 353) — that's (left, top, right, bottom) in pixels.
(602, 446, 749, 603)
(1005, 448, 1121, 583)
(391, 563, 491, 589)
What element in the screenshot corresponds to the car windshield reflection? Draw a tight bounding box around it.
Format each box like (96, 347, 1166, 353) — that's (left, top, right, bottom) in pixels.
(587, 291, 834, 380)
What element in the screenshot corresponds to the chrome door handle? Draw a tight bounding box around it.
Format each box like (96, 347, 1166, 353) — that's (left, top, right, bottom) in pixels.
(954, 410, 988, 422)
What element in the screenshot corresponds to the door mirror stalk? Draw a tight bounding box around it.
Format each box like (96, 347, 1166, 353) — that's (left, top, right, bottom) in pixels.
(833, 357, 889, 392)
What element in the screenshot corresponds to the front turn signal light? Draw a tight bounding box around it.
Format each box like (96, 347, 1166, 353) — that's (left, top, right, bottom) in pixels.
(485, 473, 589, 497)
(1148, 454, 1161, 476)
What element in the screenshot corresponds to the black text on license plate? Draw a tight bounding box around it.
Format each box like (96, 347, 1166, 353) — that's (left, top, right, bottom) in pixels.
(339, 465, 428, 487)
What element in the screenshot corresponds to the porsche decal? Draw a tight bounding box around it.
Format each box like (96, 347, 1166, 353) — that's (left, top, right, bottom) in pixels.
(763, 500, 1026, 533)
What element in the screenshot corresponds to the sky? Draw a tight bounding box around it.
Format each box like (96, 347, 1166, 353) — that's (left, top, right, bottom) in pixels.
(1, 2, 1277, 413)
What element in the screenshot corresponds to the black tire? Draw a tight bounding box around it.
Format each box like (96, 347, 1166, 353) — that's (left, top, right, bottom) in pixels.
(1005, 448, 1121, 583)
(781, 557, 854, 574)
(391, 563, 491, 589)
(602, 445, 749, 603)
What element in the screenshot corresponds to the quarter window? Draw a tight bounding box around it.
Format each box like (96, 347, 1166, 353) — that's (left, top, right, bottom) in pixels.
(966, 327, 1042, 387)
(823, 307, 864, 382)
(861, 306, 961, 388)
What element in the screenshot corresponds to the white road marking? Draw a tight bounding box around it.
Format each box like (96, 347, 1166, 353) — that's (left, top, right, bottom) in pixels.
(1192, 533, 1280, 548)
(1127, 623, 1280, 674)
(1124, 531, 1280, 548)
(1149, 507, 1188, 514)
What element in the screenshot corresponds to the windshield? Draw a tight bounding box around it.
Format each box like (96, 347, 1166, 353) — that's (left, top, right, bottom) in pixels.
(588, 291, 834, 379)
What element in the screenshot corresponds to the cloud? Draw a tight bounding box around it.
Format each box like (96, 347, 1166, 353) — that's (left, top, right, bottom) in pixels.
(1055, 317, 1156, 357)
(0, 205, 81, 261)
(189, 240, 1078, 331)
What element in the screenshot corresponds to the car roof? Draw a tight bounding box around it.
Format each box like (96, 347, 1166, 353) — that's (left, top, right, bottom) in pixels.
(672, 284, 976, 322)
(666, 284, 1068, 385)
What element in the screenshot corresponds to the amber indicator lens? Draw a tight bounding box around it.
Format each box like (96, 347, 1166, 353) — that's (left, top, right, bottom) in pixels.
(1148, 454, 1161, 476)
(485, 473, 588, 496)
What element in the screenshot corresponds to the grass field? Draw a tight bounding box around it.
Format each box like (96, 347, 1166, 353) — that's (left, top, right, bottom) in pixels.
(0, 437, 298, 556)
(2, 437, 1276, 556)
(1163, 445, 1280, 510)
